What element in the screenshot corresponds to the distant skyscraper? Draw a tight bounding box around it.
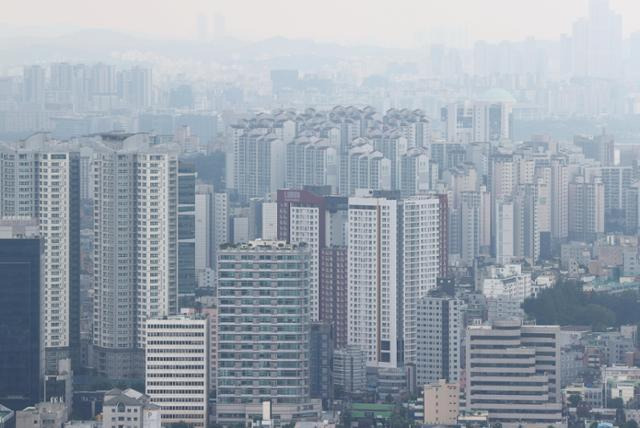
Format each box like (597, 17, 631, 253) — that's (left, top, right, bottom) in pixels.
(572, 0, 623, 79)
(495, 198, 515, 265)
(121, 67, 152, 109)
(22, 65, 45, 108)
(568, 175, 605, 242)
(285, 136, 338, 193)
(400, 148, 434, 197)
(347, 139, 391, 195)
(196, 13, 208, 42)
(0, 219, 42, 410)
(550, 158, 569, 243)
(228, 126, 285, 200)
(600, 166, 633, 232)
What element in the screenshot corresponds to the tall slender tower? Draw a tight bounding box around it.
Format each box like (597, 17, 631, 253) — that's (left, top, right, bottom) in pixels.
(92, 135, 179, 378)
(0, 138, 80, 373)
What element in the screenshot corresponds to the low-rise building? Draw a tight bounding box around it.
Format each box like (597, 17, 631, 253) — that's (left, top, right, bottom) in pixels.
(423, 379, 459, 425)
(333, 347, 366, 396)
(102, 388, 160, 428)
(16, 400, 68, 428)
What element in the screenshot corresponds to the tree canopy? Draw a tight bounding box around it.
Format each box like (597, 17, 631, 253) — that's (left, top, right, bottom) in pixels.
(523, 281, 640, 330)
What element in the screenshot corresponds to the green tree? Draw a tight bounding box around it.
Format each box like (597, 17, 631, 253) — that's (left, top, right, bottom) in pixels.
(609, 397, 625, 409)
(569, 394, 583, 407)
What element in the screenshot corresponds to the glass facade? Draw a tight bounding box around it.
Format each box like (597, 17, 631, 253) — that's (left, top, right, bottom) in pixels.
(0, 238, 42, 410)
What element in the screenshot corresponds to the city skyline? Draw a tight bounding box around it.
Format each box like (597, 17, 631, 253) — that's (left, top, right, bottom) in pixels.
(3, 0, 640, 47)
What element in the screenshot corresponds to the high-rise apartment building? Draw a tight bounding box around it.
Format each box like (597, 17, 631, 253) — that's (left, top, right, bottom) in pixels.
(23, 65, 46, 108)
(145, 315, 209, 428)
(465, 320, 562, 425)
(0, 139, 82, 373)
(347, 194, 400, 368)
(319, 246, 348, 348)
(228, 127, 285, 200)
(402, 196, 441, 368)
(178, 162, 197, 296)
(568, 175, 605, 242)
(347, 192, 440, 369)
(347, 140, 391, 195)
(285, 136, 338, 193)
(415, 292, 465, 387)
(92, 136, 179, 378)
(550, 158, 569, 243)
(216, 240, 321, 425)
(276, 190, 324, 321)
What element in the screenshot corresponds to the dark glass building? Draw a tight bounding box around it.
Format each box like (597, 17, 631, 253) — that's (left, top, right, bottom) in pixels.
(0, 237, 42, 410)
(178, 162, 197, 297)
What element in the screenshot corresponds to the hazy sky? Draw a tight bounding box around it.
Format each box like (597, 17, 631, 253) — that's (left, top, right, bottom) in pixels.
(4, 0, 640, 47)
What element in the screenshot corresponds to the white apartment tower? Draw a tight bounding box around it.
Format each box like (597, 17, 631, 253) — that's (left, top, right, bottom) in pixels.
(347, 192, 440, 369)
(0, 138, 81, 373)
(348, 195, 400, 368)
(402, 196, 441, 368)
(289, 205, 321, 321)
(228, 128, 285, 200)
(415, 293, 465, 387)
(92, 136, 179, 378)
(145, 315, 209, 428)
(194, 184, 228, 275)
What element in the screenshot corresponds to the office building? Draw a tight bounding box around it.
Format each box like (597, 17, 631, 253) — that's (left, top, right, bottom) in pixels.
(216, 240, 321, 425)
(333, 346, 367, 395)
(465, 320, 562, 425)
(0, 219, 42, 410)
(145, 315, 209, 428)
(309, 323, 334, 409)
